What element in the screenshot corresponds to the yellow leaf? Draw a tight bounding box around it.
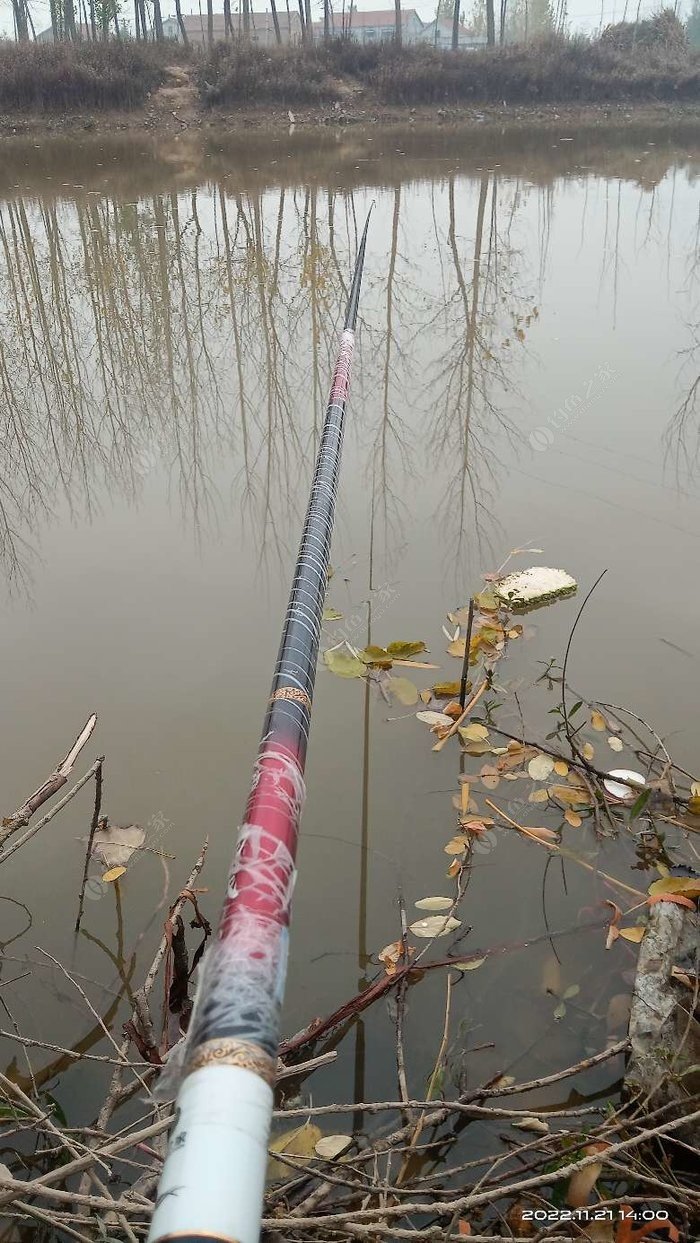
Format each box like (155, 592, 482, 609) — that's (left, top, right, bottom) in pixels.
(460, 722, 489, 741)
(554, 760, 569, 776)
(447, 638, 466, 658)
(618, 926, 645, 943)
(102, 866, 126, 884)
(268, 1121, 323, 1180)
(591, 710, 606, 732)
(551, 784, 591, 805)
(648, 876, 700, 899)
(432, 681, 461, 698)
(582, 742, 595, 762)
(444, 836, 469, 855)
(451, 956, 486, 971)
(564, 809, 582, 828)
(529, 789, 549, 803)
(688, 795, 700, 816)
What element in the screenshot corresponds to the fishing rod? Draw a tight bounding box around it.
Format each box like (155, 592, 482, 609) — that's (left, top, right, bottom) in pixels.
(148, 208, 372, 1243)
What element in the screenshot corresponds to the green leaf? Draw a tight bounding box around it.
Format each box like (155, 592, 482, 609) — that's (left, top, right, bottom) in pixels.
(432, 681, 461, 698)
(323, 646, 365, 678)
(629, 788, 651, 823)
(562, 984, 580, 1000)
(386, 640, 427, 659)
(388, 675, 419, 705)
(358, 644, 393, 668)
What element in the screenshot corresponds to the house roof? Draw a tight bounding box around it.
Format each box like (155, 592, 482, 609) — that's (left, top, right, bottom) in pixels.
(169, 11, 302, 32)
(342, 8, 420, 27)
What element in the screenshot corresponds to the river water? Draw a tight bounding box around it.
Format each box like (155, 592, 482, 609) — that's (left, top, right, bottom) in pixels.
(0, 121, 698, 1171)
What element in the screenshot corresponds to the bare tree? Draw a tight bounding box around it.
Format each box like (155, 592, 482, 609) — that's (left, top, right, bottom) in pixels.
(153, 0, 164, 40)
(486, 0, 496, 42)
(395, 0, 402, 44)
(207, 0, 214, 44)
(452, 0, 461, 47)
(270, 0, 282, 42)
(176, 0, 189, 41)
(11, 0, 29, 40)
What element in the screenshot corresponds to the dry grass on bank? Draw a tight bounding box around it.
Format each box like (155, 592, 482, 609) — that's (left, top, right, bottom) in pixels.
(0, 41, 175, 111)
(200, 26, 700, 108)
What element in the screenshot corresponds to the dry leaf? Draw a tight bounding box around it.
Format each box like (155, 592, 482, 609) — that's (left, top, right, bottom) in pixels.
(388, 676, 419, 706)
(566, 1142, 608, 1206)
(414, 896, 453, 911)
(564, 809, 582, 828)
(591, 710, 606, 732)
(268, 1121, 322, 1180)
(409, 915, 461, 939)
(460, 722, 489, 741)
(444, 836, 469, 855)
(608, 735, 624, 752)
(102, 866, 126, 884)
(416, 711, 453, 728)
(324, 645, 366, 677)
(618, 926, 645, 943)
(529, 789, 549, 803)
(91, 822, 145, 869)
(315, 1135, 353, 1160)
(583, 742, 595, 762)
(451, 956, 486, 971)
(513, 1116, 549, 1133)
(528, 753, 555, 781)
(554, 759, 569, 776)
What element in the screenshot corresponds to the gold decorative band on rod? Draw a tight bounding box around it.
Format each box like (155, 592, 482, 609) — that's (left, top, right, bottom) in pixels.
(269, 687, 311, 708)
(185, 1038, 277, 1087)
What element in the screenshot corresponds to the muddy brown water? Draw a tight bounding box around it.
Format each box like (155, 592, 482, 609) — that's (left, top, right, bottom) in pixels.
(0, 122, 698, 1178)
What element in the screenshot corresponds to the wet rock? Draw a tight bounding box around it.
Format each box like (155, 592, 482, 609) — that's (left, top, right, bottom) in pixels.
(626, 901, 700, 1144)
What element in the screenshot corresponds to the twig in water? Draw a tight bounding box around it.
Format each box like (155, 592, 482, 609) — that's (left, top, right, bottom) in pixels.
(75, 759, 103, 934)
(0, 759, 104, 868)
(0, 713, 97, 846)
(458, 597, 474, 710)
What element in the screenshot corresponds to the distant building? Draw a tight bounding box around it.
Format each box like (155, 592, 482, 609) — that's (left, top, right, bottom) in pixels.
(324, 8, 424, 43)
(417, 18, 486, 48)
(162, 11, 303, 45)
(163, 9, 484, 48)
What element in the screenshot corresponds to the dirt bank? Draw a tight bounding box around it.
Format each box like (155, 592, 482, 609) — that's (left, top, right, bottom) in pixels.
(2, 92, 700, 140)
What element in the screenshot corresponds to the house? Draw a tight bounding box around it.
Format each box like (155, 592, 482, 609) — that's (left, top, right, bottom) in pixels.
(417, 18, 486, 48)
(325, 8, 424, 43)
(162, 11, 304, 45)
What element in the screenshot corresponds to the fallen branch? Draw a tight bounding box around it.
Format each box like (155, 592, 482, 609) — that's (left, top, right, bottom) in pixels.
(0, 713, 97, 845)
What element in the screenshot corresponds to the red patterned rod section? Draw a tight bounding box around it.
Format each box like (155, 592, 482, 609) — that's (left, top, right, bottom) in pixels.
(147, 206, 372, 1243)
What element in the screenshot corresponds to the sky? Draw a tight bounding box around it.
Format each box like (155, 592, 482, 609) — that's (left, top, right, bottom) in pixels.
(0, 0, 691, 56)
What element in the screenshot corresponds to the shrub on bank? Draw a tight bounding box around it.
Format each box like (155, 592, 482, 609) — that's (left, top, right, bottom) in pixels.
(0, 41, 170, 111)
(199, 30, 700, 108)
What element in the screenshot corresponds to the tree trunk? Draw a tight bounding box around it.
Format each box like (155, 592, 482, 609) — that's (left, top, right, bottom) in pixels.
(271, 0, 282, 43)
(134, 0, 142, 38)
(452, 0, 460, 47)
(297, 0, 307, 41)
(153, 0, 164, 40)
(486, 0, 495, 43)
(242, 0, 250, 37)
(49, 0, 59, 39)
(64, 0, 77, 40)
(223, 0, 232, 36)
(175, 0, 189, 42)
(394, 0, 402, 44)
(324, 0, 329, 39)
(305, 0, 313, 40)
(113, 3, 121, 37)
(89, 0, 97, 40)
(13, 0, 30, 40)
(499, 0, 507, 42)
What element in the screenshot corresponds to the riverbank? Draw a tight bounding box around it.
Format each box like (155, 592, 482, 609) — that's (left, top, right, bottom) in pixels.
(3, 95, 700, 140)
(0, 23, 699, 139)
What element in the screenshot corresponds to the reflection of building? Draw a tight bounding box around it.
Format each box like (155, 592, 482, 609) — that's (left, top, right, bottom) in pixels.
(162, 12, 304, 44)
